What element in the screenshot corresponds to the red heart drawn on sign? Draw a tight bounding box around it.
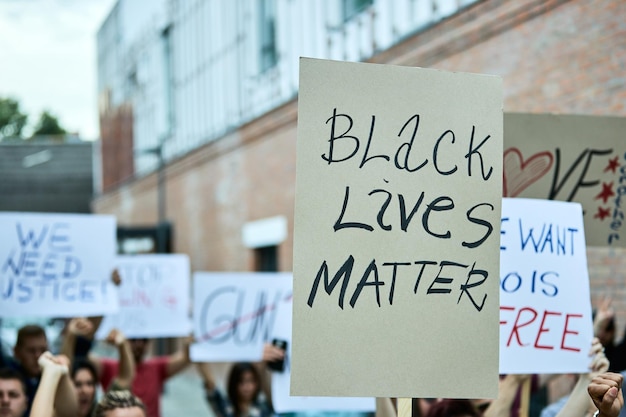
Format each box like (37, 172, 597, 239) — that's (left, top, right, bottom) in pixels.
(503, 148, 554, 197)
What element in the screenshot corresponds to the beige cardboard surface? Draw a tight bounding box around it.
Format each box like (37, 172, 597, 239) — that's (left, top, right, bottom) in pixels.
(503, 113, 626, 248)
(292, 58, 503, 399)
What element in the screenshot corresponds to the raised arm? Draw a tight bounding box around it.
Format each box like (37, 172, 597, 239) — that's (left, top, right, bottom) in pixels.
(79, 269, 121, 346)
(104, 329, 135, 389)
(165, 336, 193, 378)
(30, 352, 78, 417)
(196, 361, 217, 391)
(60, 317, 91, 359)
(482, 374, 531, 417)
(555, 338, 609, 417)
(594, 297, 616, 345)
(196, 361, 227, 417)
(258, 342, 285, 404)
(587, 372, 624, 417)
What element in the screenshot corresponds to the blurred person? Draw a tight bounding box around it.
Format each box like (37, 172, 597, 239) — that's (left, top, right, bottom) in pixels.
(71, 326, 134, 417)
(197, 345, 278, 417)
(62, 319, 137, 416)
(0, 367, 28, 417)
(425, 399, 480, 417)
(95, 336, 190, 417)
(545, 338, 609, 417)
(2, 324, 49, 416)
(593, 297, 626, 372)
(480, 374, 530, 417)
(93, 390, 146, 417)
(71, 360, 98, 417)
(378, 398, 434, 417)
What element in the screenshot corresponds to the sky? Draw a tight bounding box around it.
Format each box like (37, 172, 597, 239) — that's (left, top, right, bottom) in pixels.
(0, 0, 118, 140)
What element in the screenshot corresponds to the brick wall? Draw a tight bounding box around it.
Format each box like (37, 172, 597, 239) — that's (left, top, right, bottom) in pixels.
(99, 103, 134, 192)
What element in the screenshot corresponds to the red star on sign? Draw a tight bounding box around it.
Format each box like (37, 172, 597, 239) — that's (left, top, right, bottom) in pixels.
(605, 156, 620, 173)
(595, 182, 616, 204)
(594, 207, 611, 221)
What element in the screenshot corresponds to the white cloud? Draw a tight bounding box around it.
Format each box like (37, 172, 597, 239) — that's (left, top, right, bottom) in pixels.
(0, 0, 117, 139)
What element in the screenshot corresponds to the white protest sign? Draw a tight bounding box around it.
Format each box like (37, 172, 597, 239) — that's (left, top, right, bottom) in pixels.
(499, 198, 594, 374)
(270, 293, 375, 413)
(190, 272, 292, 362)
(0, 212, 118, 317)
(96, 254, 191, 339)
(292, 58, 502, 398)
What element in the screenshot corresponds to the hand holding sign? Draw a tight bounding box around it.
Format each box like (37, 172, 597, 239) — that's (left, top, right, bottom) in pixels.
(68, 317, 94, 338)
(96, 254, 191, 339)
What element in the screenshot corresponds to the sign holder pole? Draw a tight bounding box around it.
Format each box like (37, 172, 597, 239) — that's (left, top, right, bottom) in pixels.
(518, 378, 531, 417)
(398, 398, 411, 417)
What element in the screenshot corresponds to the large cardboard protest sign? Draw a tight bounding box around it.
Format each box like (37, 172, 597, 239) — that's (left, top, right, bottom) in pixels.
(0, 212, 118, 317)
(96, 254, 191, 339)
(499, 198, 593, 374)
(292, 58, 503, 398)
(190, 272, 292, 362)
(504, 113, 626, 247)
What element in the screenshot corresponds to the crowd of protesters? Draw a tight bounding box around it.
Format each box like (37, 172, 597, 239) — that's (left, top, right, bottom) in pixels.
(1, 294, 625, 417)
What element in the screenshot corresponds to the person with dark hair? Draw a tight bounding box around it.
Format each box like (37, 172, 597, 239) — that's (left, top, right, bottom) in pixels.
(2, 324, 50, 416)
(0, 367, 29, 417)
(199, 361, 273, 417)
(29, 324, 135, 417)
(425, 399, 480, 417)
(13, 325, 48, 379)
(92, 390, 146, 417)
(61, 320, 135, 417)
(71, 360, 98, 417)
(197, 344, 284, 417)
(62, 317, 184, 417)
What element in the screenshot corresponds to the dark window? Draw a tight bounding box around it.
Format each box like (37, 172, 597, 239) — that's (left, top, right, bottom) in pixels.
(255, 245, 278, 272)
(117, 223, 172, 254)
(259, 0, 277, 72)
(342, 0, 374, 21)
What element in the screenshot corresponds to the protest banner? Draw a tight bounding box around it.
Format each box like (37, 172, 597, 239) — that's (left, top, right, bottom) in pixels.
(190, 272, 292, 362)
(96, 254, 191, 339)
(0, 212, 118, 317)
(499, 198, 593, 374)
(270, 290, 376, 413)
(504, 113, 626, 247)
(292, 58, 503, 399)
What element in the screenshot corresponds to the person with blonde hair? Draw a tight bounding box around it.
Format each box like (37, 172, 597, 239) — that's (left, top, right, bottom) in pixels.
(93, 390, 146, 417)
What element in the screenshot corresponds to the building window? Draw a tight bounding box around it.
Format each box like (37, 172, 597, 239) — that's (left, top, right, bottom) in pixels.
(342, 0, 374, 21)
(255, 245, 278, 272)
(259, 0, 277, 72)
